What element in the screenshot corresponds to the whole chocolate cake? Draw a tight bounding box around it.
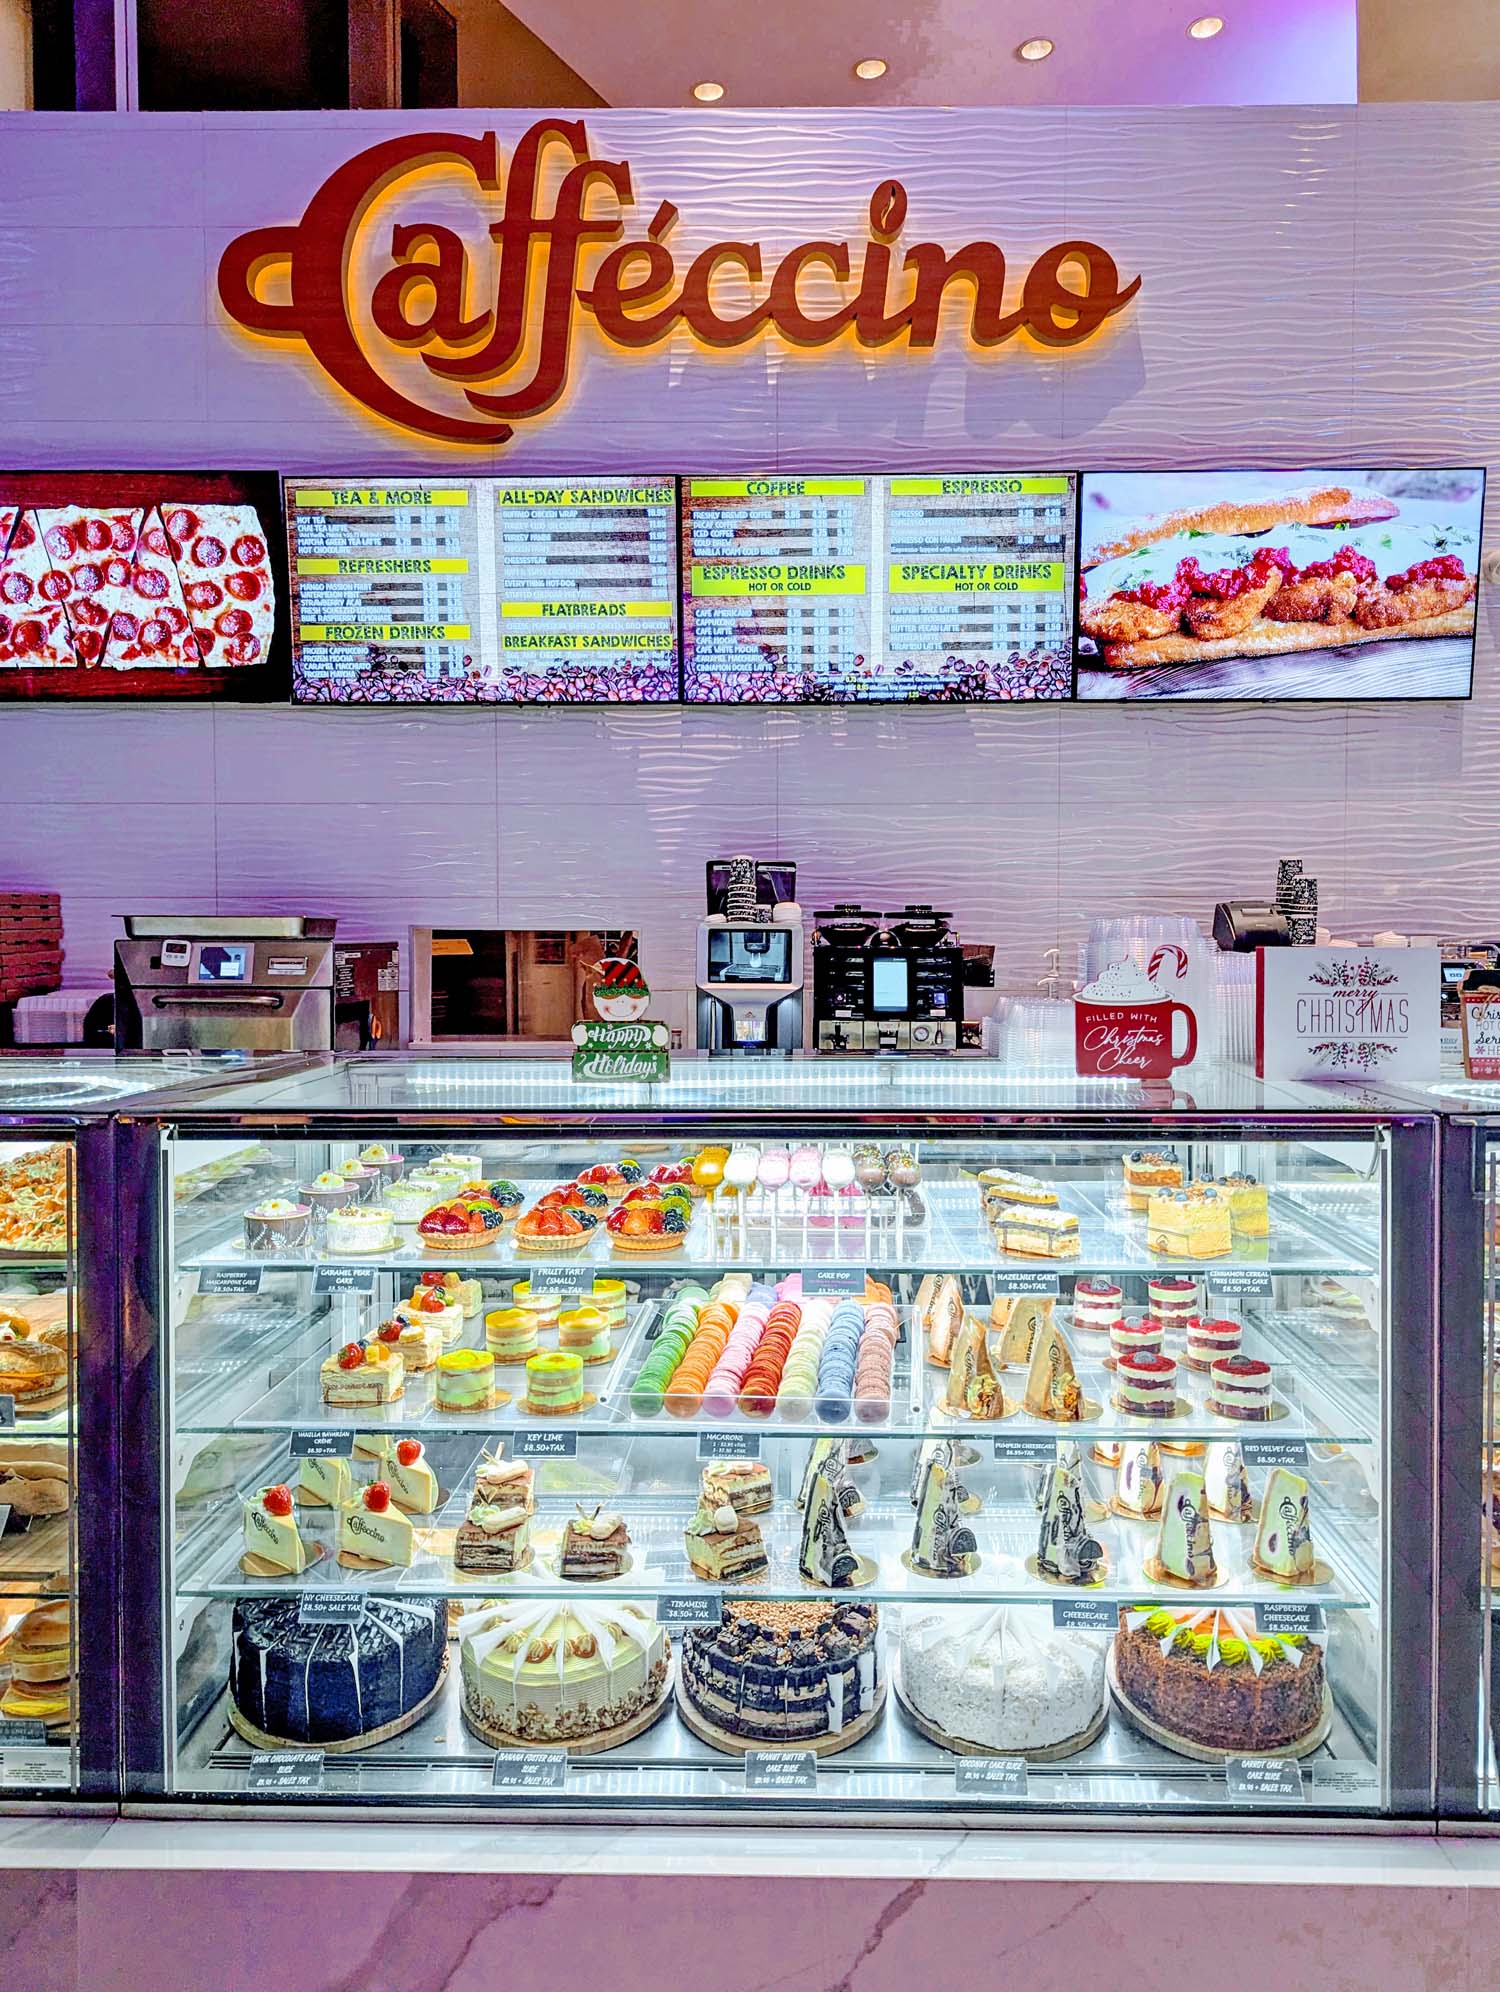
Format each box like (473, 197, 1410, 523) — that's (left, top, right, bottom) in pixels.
(679, 1598, 882, 1747)
(228, 1596, 444, 1750)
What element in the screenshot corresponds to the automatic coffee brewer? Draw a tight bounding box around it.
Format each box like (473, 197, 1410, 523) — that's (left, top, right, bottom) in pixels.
(694, 856, 805, 1055)
(811, 903, 965, 1053)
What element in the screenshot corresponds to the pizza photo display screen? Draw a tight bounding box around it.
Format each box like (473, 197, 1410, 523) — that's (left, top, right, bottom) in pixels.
(288, 476, 679, 703)
(1075, 467, 1484, 702)
(680, 473, 1076, 702)
(0, 472, 285, 699)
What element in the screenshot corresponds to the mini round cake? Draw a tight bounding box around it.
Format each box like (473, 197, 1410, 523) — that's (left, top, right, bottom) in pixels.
(591, 1278, 628, 1332)
(335, 1161, 381, 1204)
(358, 1143, 405, 1187)
(1147, 1276, 1199, 1326)
(525, 1349, 585, 1414)
(557, 1305, 612, 1365)
(301, 1170, 357, 1216)
(324, 1204, 396, 1255)
(458, 1598, 669, 1750)
(1112, 1606, 1326, 1756)
(1207, 1353, 1274, 1420)
(1110, 1315, 1163, 1366)
(242, 1198, 312, 1256)
(228, 1596, 445, 1752)
(436, 1347, 499, 1412)
(900, 1605, 1106, 1758)
(678, 1598, 883, 1754)
(485, 1306, 538, 1363)
(1115, 1349, 1179, 1416)
(385, 1178, 443, 1226)
(513, 1282, 563, 1332)
(1184, 1316, 1242, 1371)
(1072, 1278, 1123, 1333)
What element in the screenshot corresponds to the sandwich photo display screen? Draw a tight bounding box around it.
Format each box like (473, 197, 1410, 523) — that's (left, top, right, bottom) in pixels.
(288, 476, 678, 703)
(0, 471, 287, 700)
(680, 474, 1076, 702)
(1075, 467, 1484, 701)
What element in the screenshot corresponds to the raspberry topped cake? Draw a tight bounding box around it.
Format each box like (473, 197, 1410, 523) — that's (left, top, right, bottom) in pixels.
(1207, 1354, 1275, 1420)
(1071, 1277, 1123, 1334)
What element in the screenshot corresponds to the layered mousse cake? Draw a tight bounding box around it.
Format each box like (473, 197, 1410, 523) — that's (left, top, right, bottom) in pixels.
(513, 1282, 563, 1333)
(685, 1497, 769, 1582)
(1112, 1605, 1326, 1755)
(525, 1350, 585, 1415)
(1147, 1185, 1232, 1259)
(559, 1504, 630, 1579)
(1072, 1277, 1123, 1334)
(992, 1206, 1080, 1260)
(324, 1203, 396, 1255)
(1216, 1172, 1270, 1239)
(458, 1599, 669, 1749)
(321, 1341, 404, 1407)
(1207, 1353, 1275, 1420)
(396, 1284, 464, 1348)
(900, 1605, 1105, 1757)
(435, 1348, 500, 1412)
(701, 1459, 773, 1517)
(484, 1306, 538, 1364)
(1114, 1349, 1179, 1418)
(372, 1314, 441, 1373)
(1122, 1149, 1182, 1211)
(1109, 1314, 1163, 1367)
(1148, 1276, 1200, 1327)
(229, 1597, 444, 1752)
(679, 1598, 882, 1751)
(557, 1304, 613, 1365)
(1184, 1316, 1242, 1372)
(242, 1198, 312, 1256)
(591, 1278, 628, 1333)
(455, 1451, 535, 1573)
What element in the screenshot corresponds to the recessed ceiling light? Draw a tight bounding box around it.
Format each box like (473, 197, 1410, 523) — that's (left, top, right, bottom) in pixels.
(854, 57, 888, 80)
(692, 80, 725, 101)
(1016, 37, 1054, 61)
(1187, 14, 1224, 36)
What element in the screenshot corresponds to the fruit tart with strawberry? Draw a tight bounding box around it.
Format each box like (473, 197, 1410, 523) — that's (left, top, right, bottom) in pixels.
(647, 1160, 700, 1198)
(606, 1195, 692, 1255)
(575, 1161, 628, 1202)
(456, 1179, 522, 1221)
(417, 1194, 508, 1252)
(513, 1204, 593, 1256)
(535, 1185, 602, 1231)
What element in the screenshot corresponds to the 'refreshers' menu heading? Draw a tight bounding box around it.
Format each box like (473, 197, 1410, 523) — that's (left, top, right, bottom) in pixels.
(287, 477, 678, 703)
(681, 474, 1076, 702)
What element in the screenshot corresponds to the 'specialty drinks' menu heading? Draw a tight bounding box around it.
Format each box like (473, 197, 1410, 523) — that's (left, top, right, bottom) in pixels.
(287, 477, 678, 703)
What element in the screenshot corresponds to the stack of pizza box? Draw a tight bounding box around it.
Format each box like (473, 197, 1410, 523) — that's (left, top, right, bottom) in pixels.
(0, 894, 63, 1006)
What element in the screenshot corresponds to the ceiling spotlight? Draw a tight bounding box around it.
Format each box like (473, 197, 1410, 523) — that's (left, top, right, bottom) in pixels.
(692, 80, 725, 101)
(854, 57, 888, 80)
(1187, 14, 1224, 35)
(1016, 36, 1055, 60)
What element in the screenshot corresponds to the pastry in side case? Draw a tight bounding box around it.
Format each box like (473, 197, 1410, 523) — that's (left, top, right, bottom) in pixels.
(242, 1484, 310, 1575)
(1034, 1444, 1105, 1584)
(1023, 1319, 1084, 1421)
(1, 1598, 73, 1734)
(525, 1350, 585, 1415)
(702, 1458, 773, 1517)
(1115, 1440, 1164, 1519)
(1148, 1472, 1218, 1587)
(606, 1194, 692, 1254)
(242, 1198, 312, 1256)
(993, 1206, 1080, 1259)
(514, 1206, 592, 1255)
(996, 1295, 1054, 1370)
(1122, 1149, 1182, 1211)
(296, 1455, 352, 1510)
(942, 1309, 1005, 1420)
(906, 1450, 980, 1577)
(374, 1314, 442, 1372)
(321, 1341, 404, 1407)
(799, 1468, 875, 1588)
(575, 1161, 630, 1203)
(978, 1168, 1057, 1213)
(435, 1348, 501, 1412)
(388, 1438, 440, 1515)
(1206, 1354, 1275, 1420)
(0, 1331, 67, 1408)
(0, 1442, 69, 1523)
(0, 1144, 68, 1254)
(456, 1179, 522, 1221)
(1204, 1441, 1253, 1522)
(339, 1480, 415, 1568)
(1146, 1184, 1232, 1259)
(1112, 1606, 1326, 1756)
(1251, 1467, 1319, 1583)
(1215, 1173, 1269, 1239)
(916, 1273, 964, 1367)
(559, 1503, 630, 1579)
(684, 1496, 768, 1582)
(1071, 1277, 1123, 1334)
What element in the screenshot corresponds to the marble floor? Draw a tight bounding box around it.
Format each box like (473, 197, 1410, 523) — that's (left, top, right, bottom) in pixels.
(3, 1822, 1500, 1990)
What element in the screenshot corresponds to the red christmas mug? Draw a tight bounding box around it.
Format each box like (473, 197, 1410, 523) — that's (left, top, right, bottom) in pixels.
(1074, 993, 1198, 1078)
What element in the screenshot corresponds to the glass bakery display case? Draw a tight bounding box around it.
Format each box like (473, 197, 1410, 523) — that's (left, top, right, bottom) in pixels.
(123, 1058, 1439, 1822)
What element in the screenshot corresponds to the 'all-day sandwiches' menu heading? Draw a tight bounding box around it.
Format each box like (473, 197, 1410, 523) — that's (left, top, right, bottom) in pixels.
(680, 473, 1076, 702)
(288, 476, 678, 703)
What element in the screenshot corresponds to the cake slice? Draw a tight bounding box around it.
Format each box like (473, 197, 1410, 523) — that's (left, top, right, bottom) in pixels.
(917, 1273, 964, 1367)
(993, 1206, 1080, 1259)
(1152, 1471, 1218, 1587)
(320, 1341, 404, 1407)
(1204, 1441, 1253, 1522)
(1122, 1149, 1182, 1211)
(701, 1459, 773, 1517)
(296, 1455, 352, 1509)
(242, 1484, 307, 1575)
(339, 1481, 415, 1568)
(907, 1452, 980, 1577)
(1036, 1443, 1104, 1582)
(559, 1503, 630, 1579)
(685, 1496, 768, 1581)
(1115, 1439, 1164, 1518)
(997, 1295, 1054, 1369)
(455, 1500, 531, 1573)
(942, 1309, 1004, 1419)
(1146, 1184, 1232, 1259)
(1024, 1318, 1083, 1420)
(387, 1438, 440, 1515)
(1251, 1467, 1317, 1583)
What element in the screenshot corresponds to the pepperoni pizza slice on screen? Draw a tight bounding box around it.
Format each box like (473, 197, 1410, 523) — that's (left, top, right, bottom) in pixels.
(0, 512, 78, 667)
(37, 506, 144, 667)
(105, 505, 206, 668)
(163, 503, 275, 666)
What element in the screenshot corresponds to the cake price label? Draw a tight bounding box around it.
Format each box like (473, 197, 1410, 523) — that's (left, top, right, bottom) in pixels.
(298, 1591, 366, 1625)
(992, 1436, 1058, 1464)
(199, 1267, 263, 1295)
(1312, 1763, 1381, 1804)
(744, 1750, 817, 1794)
(697, 1431, 761, 1462)
(1051, 1599, 1115, 1632)
(1207, 1271, 1273, 1298)
(954, 1756, 1028, 1799)
(315, 1266, 375, 1295)
(1254, 1602, 1325, 1638)
(246, 1749, 326, 1794)
(990, 1272, 1061, 1297)
(518, 1430, 578, 1458)
(1225, 1757, 1304, 1804)
(289, 1429, 354, 1459)
(0, 1719, 47, 1747)
(1240, 1437, 1310, 1473)
(799, 1266, 868, 1299)
(492, 1749, 568, 1792)
(522, 1266, 588, 1298)
(658, 1592, 721, 1628)
(2, 1751, 70, 1789)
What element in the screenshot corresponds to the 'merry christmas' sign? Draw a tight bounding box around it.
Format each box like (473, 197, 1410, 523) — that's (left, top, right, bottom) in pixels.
(1256, 948, 1439, 1081)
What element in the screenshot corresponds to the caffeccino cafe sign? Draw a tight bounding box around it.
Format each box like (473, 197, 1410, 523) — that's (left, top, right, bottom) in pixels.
(217, 119, 1142, 447)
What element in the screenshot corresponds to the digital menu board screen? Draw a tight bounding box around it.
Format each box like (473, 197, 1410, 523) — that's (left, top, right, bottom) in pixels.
(288, 477, 678, 702)
(680, 473, 1076, 702)
(1075, 467, 1484, 702)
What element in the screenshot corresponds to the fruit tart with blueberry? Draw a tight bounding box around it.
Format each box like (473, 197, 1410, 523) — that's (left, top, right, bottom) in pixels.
(456, 1179, 522, 1221)
(418, 1195, 508, 1252)
(606, 1194, 692, 1255)
(647, 1160, 700, 1199)
(575, 1161, 628, 1202)
(513, 1204, 593, 1256)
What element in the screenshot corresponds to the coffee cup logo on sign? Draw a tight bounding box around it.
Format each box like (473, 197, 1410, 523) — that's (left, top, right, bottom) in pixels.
(1073, 959, 1197, 1079)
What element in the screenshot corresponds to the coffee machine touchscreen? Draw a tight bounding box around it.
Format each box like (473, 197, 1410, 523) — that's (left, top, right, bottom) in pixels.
(870, 957, 910, 1015)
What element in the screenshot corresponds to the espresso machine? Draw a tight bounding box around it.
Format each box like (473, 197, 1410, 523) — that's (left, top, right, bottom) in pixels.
(811, 903, 965, 1054)
(694, 855, 805, 1055)
(114, 914, 338, 1051)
